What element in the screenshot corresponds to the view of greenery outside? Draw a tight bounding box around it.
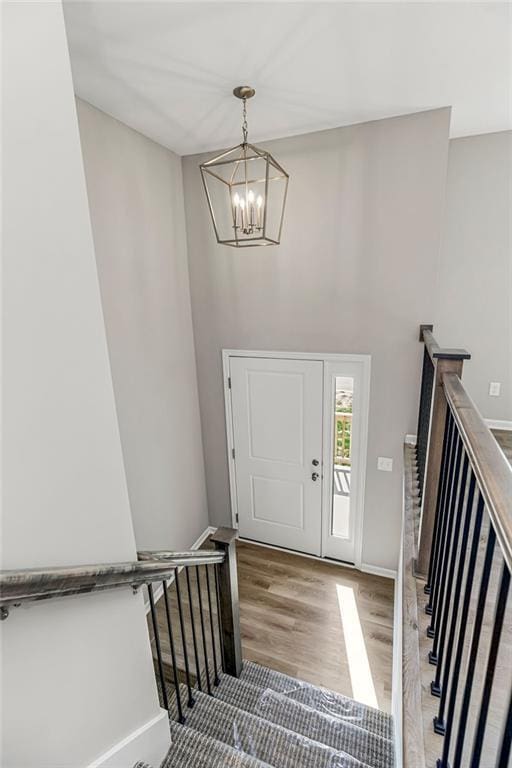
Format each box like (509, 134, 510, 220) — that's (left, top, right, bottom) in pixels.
(334, 389, 353, 466)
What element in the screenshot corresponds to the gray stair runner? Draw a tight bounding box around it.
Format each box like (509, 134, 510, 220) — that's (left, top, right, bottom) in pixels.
(240, 661, 393, 741)
(162, 722, 273, 768)
(136, 662, 394, 768)
(214, 674, 393, 768)
(175, 687, 369, 768)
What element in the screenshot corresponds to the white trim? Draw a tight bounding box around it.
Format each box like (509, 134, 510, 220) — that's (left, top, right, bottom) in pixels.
(360, 562, 397, 580)
(485, 418, 512, 431)
(223, 348, 373, 364)
(222, 352, 239, 529)
(144, 526, 216, 612)
(405, 433, 417, 445)
(321, 357, 371, 568)
(222, 349, 371, 566)
(238, 537, 356, 570)
(86, 710, 169, 768)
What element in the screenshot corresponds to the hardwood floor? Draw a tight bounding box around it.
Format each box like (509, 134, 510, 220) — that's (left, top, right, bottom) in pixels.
(236, 541, 394, 713)
(149, 540, 395, 713)
(493, 428, 512, 466)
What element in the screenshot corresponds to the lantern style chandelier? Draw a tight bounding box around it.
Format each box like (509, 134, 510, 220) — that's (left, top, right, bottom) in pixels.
(200, 86, 289, 247)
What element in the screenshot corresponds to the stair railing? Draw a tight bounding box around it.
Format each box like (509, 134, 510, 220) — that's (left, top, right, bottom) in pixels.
(0, 527, 242, 726)
(415, 324, 471, 576)
(406, 325, 512, 767)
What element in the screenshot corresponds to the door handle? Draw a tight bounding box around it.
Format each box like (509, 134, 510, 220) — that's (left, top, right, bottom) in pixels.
(311, 472, 319, 481)
(312, 459, 319, 466)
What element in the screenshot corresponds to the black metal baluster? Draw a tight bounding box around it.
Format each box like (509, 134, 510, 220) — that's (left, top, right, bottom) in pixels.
(162, 577, 185, 724)
(425, 410, 452, 596)
(468, 563, 510, 767)
(429, 450, 469, 673)
(428, 434, 463, 643)
(436, 492, 484, 765)
(185, 567, 202, 691)
(451, 526, 496, 768)
(148, 583, 169, 711)
(426, 414, 455, 607)
(432, 470, 476, 726)
(497, 687, 512, 768)
(174, 570, 194, 708)
(427, 424, 458, 624)
(196, 566, 212, 695)
(214, 564, 225, 672)
(417, 347, 435, 498)
(205, 564, 220, 685)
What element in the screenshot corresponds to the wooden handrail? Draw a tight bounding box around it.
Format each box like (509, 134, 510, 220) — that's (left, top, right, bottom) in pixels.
(421, 328, 471, 363)
(137, 550, 224, 564)
(0, 549, 225, 612)
(399, 445, 425, 768)
(443, 372, 512, 571)
(402, 443, 427, 768)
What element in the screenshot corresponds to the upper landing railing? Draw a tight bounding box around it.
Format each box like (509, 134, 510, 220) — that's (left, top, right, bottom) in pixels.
(0, 528, 242, 728)
(404, 325, 512, 768)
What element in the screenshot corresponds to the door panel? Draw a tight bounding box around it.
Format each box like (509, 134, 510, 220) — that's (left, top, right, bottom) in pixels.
(230, 357, 323, 555)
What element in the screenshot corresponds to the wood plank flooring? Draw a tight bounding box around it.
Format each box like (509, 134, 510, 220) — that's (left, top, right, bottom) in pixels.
(236, 541, 394, 713)
(493, 428, 512, 466)
(149, 540, 395, 713)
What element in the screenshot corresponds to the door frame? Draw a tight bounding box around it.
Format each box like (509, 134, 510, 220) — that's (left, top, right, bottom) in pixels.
(222, 349, 371, 569)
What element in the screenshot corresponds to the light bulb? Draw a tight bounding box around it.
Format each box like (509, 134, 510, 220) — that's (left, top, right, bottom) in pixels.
(233, 193, 240, 207)
(248, 190, 255, 203)
(256, 195, 263, 208)
(240, 198, 245, 210)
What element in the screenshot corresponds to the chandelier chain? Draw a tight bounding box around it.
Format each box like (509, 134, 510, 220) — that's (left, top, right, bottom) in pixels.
(242, 98, 248, 145)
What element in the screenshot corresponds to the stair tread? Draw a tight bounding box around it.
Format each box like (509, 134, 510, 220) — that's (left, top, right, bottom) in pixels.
(241, 661, 393, 740)
(162, 721, 273, 768)
(178, 687, 369, 768)
(214, 673, 394, 768)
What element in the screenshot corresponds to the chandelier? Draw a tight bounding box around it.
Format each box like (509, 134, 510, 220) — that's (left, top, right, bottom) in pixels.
(200, 86, 289, 248)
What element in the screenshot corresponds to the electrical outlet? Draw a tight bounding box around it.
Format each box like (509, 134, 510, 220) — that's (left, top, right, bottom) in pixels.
(489, 382, 501, 397)
(378, 457, 393, 472)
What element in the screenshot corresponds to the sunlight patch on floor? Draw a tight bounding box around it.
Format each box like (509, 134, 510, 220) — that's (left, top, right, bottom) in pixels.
(336, 583, 378, 709)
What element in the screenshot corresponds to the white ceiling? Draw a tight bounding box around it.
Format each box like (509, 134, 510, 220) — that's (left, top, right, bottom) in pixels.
(64, 1, 512, 156)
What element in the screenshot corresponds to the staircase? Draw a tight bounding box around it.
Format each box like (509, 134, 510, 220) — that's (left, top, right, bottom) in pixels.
(137, 660, 394, 768)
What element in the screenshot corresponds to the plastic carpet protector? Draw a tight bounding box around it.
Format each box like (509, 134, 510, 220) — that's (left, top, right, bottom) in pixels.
(252, 686, 393, 768)
(174, 685, 369, 768)
(239, 661, 393, 739)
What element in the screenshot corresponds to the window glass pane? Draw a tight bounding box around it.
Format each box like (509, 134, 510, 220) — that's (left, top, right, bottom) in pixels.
(331, 376, 354, 538)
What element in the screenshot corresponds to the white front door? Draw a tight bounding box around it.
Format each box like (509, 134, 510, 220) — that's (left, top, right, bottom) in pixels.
(229, 356, 323, 555)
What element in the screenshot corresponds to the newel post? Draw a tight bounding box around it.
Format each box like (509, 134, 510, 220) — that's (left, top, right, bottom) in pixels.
(416, 327, 470, 577)
(210, 527, 243, 677)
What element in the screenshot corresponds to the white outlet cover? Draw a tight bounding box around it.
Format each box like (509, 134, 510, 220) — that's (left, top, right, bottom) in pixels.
(378, 457, 393, 472)
(489, 382, 501, 397)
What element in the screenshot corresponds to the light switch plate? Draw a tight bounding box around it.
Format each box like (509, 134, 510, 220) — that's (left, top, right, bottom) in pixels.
(489, 382, 501, 397)
(378, 457, 393, 472)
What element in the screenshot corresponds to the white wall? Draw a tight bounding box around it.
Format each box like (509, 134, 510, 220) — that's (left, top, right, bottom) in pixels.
(76, 99, 208, 551)
(1, 3, 168, 765)
(182, 108, 451, 571)
(437, 131, 512, 422)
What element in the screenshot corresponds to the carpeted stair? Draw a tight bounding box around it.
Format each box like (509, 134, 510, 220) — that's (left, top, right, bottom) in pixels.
(135, 661, 394, 768)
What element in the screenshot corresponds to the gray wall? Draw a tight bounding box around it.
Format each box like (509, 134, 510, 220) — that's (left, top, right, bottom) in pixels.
(2, 5, 167, 766)
(77, 99, 209, 550)
(437, 131, 512, 421)
(182, 108, 451, 571)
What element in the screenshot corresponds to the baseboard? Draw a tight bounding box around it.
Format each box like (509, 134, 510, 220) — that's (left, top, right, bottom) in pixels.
(485, 418, 512, 431)
(360, 562, 397, 580)
(86, 710, 169, 768)
(405, 434, 417, 445)
(144, 526, 216, 611)
(238, 537, 358, 570)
